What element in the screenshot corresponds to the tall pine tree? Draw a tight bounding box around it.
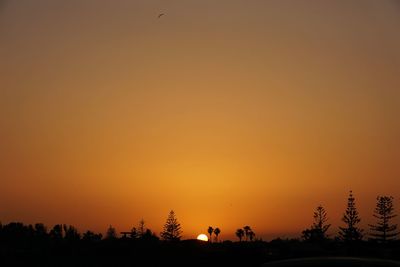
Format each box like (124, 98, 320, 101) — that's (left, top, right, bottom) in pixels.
(302, 205, 331, 242)
(161, 210, 182, 241)
(338, 191, 363, 242)
(369, 196, 398, 242)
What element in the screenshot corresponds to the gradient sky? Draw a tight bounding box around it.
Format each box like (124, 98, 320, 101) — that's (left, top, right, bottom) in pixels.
(1, 0, 399, 240)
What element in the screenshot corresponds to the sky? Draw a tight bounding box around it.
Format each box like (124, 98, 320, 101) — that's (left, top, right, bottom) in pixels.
(0, 0, 399, 240)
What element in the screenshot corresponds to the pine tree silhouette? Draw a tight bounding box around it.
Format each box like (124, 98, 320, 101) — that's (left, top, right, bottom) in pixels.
(338, 191, 363, 242)
(369, 196, 399, 242)
(160, 210, 182, 241)
(302, 205, 331, 242)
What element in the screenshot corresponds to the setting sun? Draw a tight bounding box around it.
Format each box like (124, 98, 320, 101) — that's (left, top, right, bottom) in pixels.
(197, 234, 208, 242)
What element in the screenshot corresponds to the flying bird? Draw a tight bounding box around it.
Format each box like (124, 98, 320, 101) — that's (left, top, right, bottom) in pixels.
(158, 13, 165, 18)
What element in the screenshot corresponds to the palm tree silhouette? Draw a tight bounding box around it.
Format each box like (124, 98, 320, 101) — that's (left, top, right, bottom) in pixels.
(214, 228, 221, 242)
(248, 230, 255, 241)
(235, 228, 244, 242)
(243, 226, 251, 241)
(207, 226, 214, 243)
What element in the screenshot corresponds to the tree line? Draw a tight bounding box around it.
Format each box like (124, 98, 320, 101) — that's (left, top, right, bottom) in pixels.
(0, 192, 398, 243)
(301, 191, 398, 243)
(0, 210, 180, 244)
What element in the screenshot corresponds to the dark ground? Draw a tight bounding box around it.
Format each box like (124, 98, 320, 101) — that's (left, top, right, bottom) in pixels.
(2, 238, 400, 267)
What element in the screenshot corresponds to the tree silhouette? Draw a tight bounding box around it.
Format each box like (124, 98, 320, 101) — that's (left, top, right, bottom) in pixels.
(338, 191, 363, 242)
(82, 230, 102, 242)
(214, 227, 221, 242)
(63, 225, 80, 241)
(141, 229, 159, 241)
(130, 227, 138, 239)
(302, 205, 331, 242)
(160, 210, 182, 241)
(243, 226, 251, 241)
(106, 225, 117, 239)
(1, 222, 32, 242)
(248, 230, 255, 241)
(207, 226, 214, 243)
(369, 196, 399, 242)
(49, 224, 63, 240)
(236, 228, 244, 242)
(34, 223, 48, 240)
(138, 219, 146, 238)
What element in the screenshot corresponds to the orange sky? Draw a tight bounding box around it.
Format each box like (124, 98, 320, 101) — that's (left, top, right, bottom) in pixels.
(1, 0, 399, 240)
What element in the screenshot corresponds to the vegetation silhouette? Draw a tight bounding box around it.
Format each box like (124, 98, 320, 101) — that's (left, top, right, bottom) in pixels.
(302, 205, 331, 243)
(82, 230, 102, 241)
(244, 225, 252, 241)
(49, 224, 63, 240)
(248, 229, 256, 241)
(138, 218, 146, 237)
(130, 226, 138, 238)
(369, 195, 399, 242)
(1, 195, 400, 266)
(63, 224, 80, 241)
(106, 225, 117, 239)
(235, 226, 256, 242)
(160, 210, 182, 241)
(208, 226, 214, 242)
(236, 228, 244, 241)
(338, 191, 363, 242)
(214, 227, 221, 242)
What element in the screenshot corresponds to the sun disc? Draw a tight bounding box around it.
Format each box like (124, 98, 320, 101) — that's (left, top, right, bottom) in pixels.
(197, 234, 208, 242)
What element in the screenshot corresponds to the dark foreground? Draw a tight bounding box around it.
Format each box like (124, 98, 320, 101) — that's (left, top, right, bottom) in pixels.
(2, 238, 400, 267)
(263, 258, 400, 267)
